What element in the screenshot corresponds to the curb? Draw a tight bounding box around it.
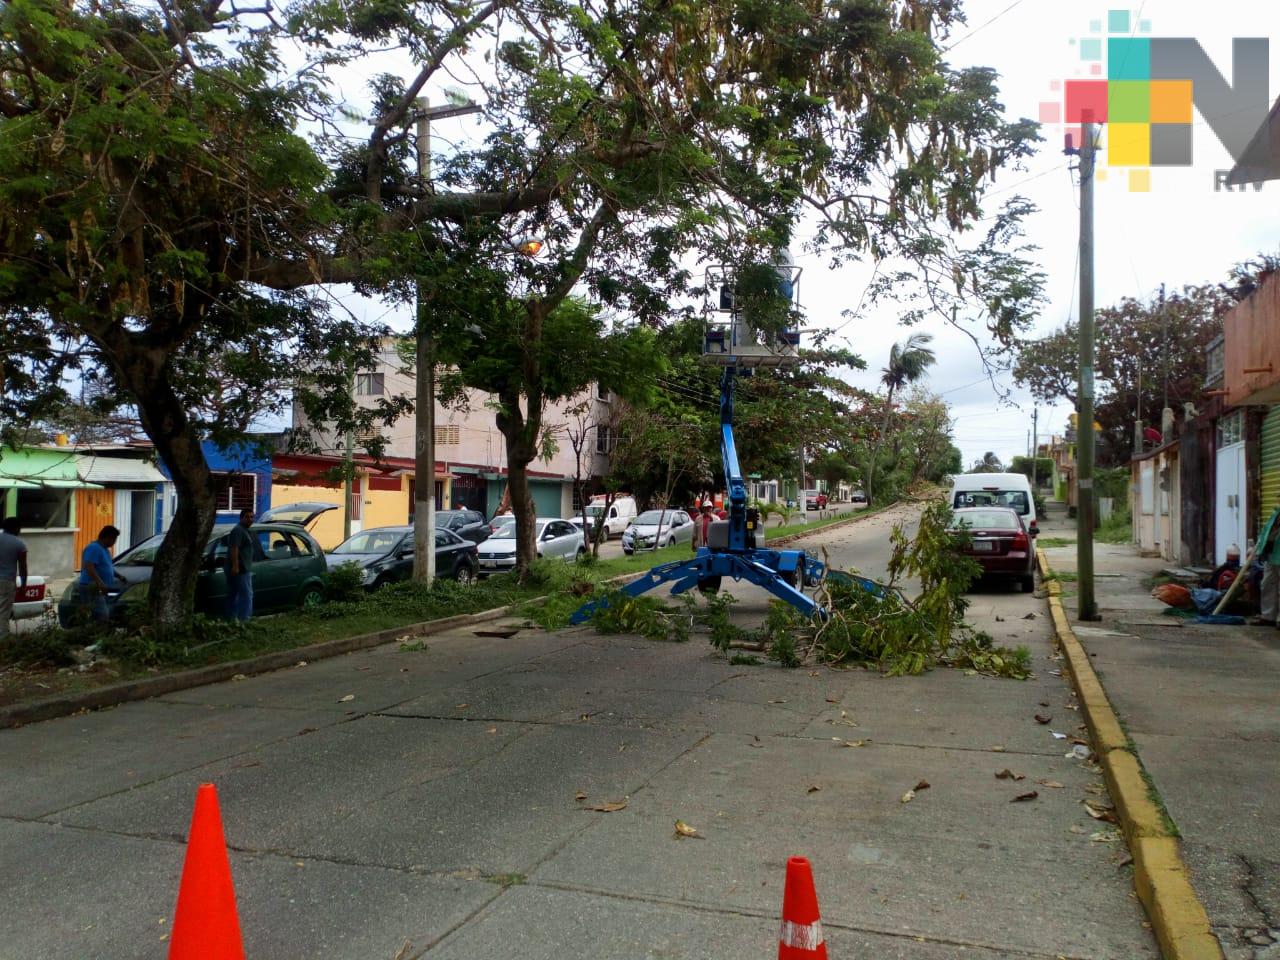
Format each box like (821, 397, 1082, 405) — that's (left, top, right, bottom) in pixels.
(1037, 549, 1223, 960)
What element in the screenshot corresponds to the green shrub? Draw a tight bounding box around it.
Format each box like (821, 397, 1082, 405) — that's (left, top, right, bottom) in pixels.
(0, 624, 77, 667)
(324, 561, 367, 603)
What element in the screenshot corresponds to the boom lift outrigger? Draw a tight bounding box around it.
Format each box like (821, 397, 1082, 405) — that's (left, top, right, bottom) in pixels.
(570, 258, 827, 625)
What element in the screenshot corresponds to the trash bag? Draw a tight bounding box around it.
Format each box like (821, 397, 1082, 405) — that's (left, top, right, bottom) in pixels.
(1190, 587, 1225, 615)
(1151, 583, 1193, 609)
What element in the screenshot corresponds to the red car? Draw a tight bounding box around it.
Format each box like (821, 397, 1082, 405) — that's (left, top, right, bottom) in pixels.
(949, 506, 1036, 593)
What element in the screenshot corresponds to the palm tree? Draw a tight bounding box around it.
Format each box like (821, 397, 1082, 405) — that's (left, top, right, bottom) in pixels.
(865, 333, 936, 503)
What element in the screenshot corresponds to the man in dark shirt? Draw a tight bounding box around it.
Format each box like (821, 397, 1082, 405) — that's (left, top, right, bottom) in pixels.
(226, 509, 256, 621)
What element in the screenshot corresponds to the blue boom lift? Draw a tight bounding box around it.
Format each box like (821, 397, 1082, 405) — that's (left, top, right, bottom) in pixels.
(570, 258, 827, 625)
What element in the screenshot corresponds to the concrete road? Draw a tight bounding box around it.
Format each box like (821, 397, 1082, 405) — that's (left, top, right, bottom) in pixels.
(0, 501, 1155, 959)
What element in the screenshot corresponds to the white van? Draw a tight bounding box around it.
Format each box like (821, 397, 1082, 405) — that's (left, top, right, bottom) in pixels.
(948, 473, 1038, 534)
(579, 496, 638, 539)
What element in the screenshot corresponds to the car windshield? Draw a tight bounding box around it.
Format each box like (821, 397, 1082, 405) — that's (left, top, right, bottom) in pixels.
(953, 490, 1030, 514)
(116, 528, 231, 566)
(635, 510, 677, 525)
(952, 510, 1020, 530)
(332, 530, 406, 555)
(489, 517, 516, 538)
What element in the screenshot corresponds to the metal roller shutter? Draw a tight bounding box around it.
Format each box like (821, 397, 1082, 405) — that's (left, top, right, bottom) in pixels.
(1261, 406, 1280, 523)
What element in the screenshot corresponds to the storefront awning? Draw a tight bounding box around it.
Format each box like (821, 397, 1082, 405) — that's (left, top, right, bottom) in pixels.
(77, 455, 168, 485)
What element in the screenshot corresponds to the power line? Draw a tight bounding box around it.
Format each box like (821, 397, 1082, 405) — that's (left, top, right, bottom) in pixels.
(944, 0, 1028, 52)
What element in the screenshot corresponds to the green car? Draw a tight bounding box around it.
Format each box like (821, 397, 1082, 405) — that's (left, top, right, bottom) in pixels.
(58, 521, 330, 625)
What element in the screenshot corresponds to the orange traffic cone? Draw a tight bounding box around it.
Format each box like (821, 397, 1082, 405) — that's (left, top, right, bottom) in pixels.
(778, 856, 828, 959)
(169, 783, 245, 960)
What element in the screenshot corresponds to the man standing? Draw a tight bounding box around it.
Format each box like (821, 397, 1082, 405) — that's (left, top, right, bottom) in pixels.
(0, 517, 28, 634)
(77, 525, 120, 623)
(226, 508, 256, 622)
(692, 502, 715, 553)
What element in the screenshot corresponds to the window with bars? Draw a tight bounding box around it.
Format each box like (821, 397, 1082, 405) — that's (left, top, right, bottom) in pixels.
(212, 473, 257, 512)
(435, 423, 461, 445)
(355, 372, 385, 396)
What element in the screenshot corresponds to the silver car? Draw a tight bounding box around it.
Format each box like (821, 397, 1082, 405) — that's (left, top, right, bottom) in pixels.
(621, 509, 694, 554)
(477, 517, 586, 574)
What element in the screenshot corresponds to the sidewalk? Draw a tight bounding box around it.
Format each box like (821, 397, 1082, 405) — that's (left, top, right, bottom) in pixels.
(1038, 501, 1280, 959)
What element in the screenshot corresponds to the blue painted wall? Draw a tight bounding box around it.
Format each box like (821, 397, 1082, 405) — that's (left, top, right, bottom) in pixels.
(156, 440, 273, 522)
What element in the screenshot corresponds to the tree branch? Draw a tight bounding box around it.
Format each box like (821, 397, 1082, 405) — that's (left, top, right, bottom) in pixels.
(365, 0, 506, 202)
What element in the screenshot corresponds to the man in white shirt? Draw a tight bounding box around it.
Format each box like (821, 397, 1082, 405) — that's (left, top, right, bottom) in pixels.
(0, 517, 29, 634)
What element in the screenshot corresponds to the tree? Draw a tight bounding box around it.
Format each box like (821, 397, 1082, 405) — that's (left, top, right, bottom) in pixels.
(866, 333, 936, 503)
(0, 0, 408, 625)
(1013, 258, 1278, 465)
(3, 0, 1044, 610)
(970, 451, 1004, 473)
(433, 297, 662, 575)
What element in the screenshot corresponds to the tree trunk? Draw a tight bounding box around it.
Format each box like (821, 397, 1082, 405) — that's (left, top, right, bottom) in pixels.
(120, 363, 218, 629)
(495, 385, 541, 582)
(865, 385, 896, 504)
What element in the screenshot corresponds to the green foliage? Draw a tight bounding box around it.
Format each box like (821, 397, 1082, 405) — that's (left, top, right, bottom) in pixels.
(0, 625, 77, 667)
(569, 501, 1028, 679)
(586, 591, 691, 643)
(98, 616, 258, 667)
(324, 562, 367, 603)
(767, 629, 802, 669)
(729, 654, 763, 666)
(701, 592, 748, 652)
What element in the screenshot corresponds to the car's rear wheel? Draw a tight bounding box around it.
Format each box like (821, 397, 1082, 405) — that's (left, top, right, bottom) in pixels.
(1020, 573, 1035, 594)
(455, 564, 476, 586)
(299, 584, 325, 609)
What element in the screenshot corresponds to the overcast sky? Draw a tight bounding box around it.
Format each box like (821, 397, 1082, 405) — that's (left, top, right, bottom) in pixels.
(879, 0, 1280, 467)
(327, 1, 1280, 469)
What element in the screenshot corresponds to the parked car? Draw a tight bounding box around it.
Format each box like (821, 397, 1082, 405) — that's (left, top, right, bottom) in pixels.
(850, 490, 868, 508)
(568, 496, 638, 540)
(477, 517, 586, 574)
(621, 509, 694, 554)
(56, 522, 329, 626)
(801, 489, 827, 510)
(948, 506, 1036, 593)
(326, 525, 479, 586)
(434, 509, 491, 545)
(13, 576, 54, 622)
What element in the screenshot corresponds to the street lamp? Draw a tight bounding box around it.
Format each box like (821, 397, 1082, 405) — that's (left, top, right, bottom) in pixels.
(413, 97, 482, 586)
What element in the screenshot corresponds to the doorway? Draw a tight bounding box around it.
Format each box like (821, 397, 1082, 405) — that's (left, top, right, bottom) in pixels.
(1215, 412, 1247, 565)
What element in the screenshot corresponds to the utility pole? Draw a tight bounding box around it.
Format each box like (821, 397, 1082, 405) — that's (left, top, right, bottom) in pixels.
(1159, 282, 1169, 412)
(342, 383, 355, 541)
(797, 442, 806, 514)
(412, 97, 481, 584)
(1074, 122, 1100, 621)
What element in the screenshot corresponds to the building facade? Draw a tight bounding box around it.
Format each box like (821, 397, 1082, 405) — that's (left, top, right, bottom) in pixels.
(289, 338, 617, 545)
